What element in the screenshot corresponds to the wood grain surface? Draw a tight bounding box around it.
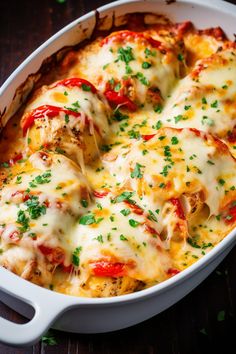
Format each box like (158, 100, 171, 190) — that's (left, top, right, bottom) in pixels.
(0, 1, 236, 353)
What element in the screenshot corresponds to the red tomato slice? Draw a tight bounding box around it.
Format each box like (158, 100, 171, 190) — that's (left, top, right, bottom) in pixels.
(38, 245, 65, 264)
(144, 224, 159, 236)
(223, 201, 236, 224)
(91, 261, 125, 277)
(124, 201, 144, 215)
(52, 78, 97, 93)
(104, 90, 137, 111)
(167, 268, 180, 276)
(21, 105, 82, 135)
(142, 134, 156, 141)
(9, 153, 23, 166)
(61, 264, 74, 273)
(93, 189, 109, 198)
(169, 198, 185, 220)
(227, 127, 236, 143)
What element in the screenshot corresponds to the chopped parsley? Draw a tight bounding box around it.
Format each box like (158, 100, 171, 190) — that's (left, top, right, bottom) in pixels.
(184, 105, 191, 110)
(17, 210, 29, 232)
(72, 246, 82, 266)
(120, 209, 131, 216)
(111, 191, 134, 203)
(142, 61, 152, 69)
(207, 160, 215, 165)
(95, 235, 103, 243)
(171, 136, 179, 145)
(154, 104, 163, 114)
(129, 219, 140, 227)
(81, 83, 91, 91)
(177, 53, 184, 61)
(79, 214, 96, 225)
(16, 176, 22, 184)
(174, 114, 184, 123)
(120, 234, 128, 241)
(29, 171, 51, 188)
(113, 109, 129, 122)
(131, 163, 143, 179)
(135, 72, 149, 86)
(80, 199, 88, 208)
(117, 46, 134, 73)
(1, 162, 9, 168)
(65, 114, 69, 124)
(218, 178, 225, 186)
(201, 115, 214, 126)
(144, 48, 156, 57)
(128, 129, 140, 139)
(211, 100, 218, 108)
(25, 196, 46, 220)
(154, 120, 162, 129)
(148, 210, 158, 222)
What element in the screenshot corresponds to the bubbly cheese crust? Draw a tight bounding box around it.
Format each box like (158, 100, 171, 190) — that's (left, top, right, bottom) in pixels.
(0, 14, 236, 298)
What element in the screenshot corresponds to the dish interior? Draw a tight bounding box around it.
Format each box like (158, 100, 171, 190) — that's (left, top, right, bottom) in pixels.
(0, 10, 236, 298)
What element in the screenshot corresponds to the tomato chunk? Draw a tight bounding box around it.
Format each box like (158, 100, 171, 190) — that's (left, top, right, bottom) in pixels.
(144, 224, 159, 236)
(93, 189, 109, 198)
(142, 134, 156, 141)
(124, 200, 144, 215)
(9, 153, 23, 166)
(61, 264, 74, 273)
(91, 261, 125, 277)
(167, 268, 180, 276)
(21, 105, 82, 135)
(169, 198, 185, 220)
(52, 78, 97, 93)
(38, 245, 65, 264)
(227, 127, 236, 143)
(104, 90, 137, 112)
(223, 201, 236, 224)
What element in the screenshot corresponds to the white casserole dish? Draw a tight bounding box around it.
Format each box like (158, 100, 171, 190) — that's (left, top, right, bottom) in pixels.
(0, 0, 236, 347)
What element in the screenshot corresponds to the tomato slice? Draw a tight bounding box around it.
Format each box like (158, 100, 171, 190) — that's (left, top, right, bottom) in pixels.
(167, 268, 180, 276)
(142, 134, 156, 141)
(9, 153, 23, 166)
(227, 127, 236, 143)
(144, 224, 159, 236)
(52, 78, 97, 93)
(124, 200, 144, 215)
(104, 90, 137, 111)
(61, 264, 74, 273)
(93, 189, 109, 198)
(101, 30, 162, 49)
(169, 198, 185, 220)
(21, 105, 82, 135)
(91, 261, 125, 277)
(38, 245, 65, 264)
(222, 201, 236, 224)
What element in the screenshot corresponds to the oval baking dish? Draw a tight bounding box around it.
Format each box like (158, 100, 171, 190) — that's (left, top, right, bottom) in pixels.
(0, 0, 236, 347)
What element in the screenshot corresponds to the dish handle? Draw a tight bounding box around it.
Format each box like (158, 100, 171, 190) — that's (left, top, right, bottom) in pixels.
(0, 267, 78, 347)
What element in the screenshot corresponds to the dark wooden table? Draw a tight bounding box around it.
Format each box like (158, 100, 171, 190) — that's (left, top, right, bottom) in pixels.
(0, 0, 236, 353)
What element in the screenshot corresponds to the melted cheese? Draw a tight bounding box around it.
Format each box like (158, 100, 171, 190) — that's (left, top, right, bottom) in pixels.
(68, 31, 180, 105)
(23, 81, 110, 165)
(158, 48, 236, 154)
(0, 16, 236, 298)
